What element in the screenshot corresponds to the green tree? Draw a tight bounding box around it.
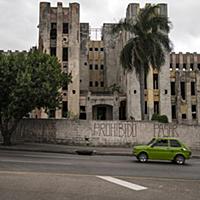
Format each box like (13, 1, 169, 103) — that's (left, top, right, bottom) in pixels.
(112, 4, 172, 119)
(0, 49, 72, 145)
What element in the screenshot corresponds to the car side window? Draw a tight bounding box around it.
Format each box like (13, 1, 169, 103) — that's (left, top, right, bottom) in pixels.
(153, 139, 168, 147)
(170, 140, 181, 147)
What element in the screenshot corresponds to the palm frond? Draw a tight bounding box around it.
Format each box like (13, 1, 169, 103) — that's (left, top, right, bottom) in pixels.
(120, 38, 135, 70)
(111, 18, 136, 34)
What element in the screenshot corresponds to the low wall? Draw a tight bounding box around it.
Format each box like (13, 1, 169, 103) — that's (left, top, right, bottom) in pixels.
(11, 119, 200, 150)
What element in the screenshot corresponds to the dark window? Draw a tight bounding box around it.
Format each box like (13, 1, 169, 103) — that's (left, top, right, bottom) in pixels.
(154, 101, 159, 114)
(80, 106, 86, 112)
(192, 105, 197, 119)
(80, 106, 86, 120)
(181, 82, 186, 100)
(62, 101, 68, 118)
(145, 101, 148, 114)
(183, 63, 187, 70)
(176, 63, 179, 70)
(89, 64, 93, 70)
(100, 48, 104, 51)
(50, 23, 57, 39)
(100, 65, 104, 70)
(170, 140, 181, 147)
(63, 48, 68, 61)
(95, 81, 98, 87)
(50, 47, 56, 56)
(153, 139, 168, 147)
(198, 63, 200, 70)
(153, 74, 159, 89)
(190, 63, 194, 71)
(89, 48, 93, 51)
(62, 84, 68, 90)
(172, 105, 176, 119)
(63, 23, 69, 34)
(171, 82, 176, 95)
(182, 114, 187, 119)
(95, 64, 98, 70)
(100, 81, 104, 87)
(95, 48, 98, 51)
(191, 82, 195, 96)
(89, 81, 93, 87)
(144, 71, 147, 89)
(170, 63, 172, 70)
(79, 113, 86, 120)
(49, 109, 55, 118)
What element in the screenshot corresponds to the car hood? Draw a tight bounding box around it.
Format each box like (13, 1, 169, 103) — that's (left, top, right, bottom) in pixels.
(134, 145, 148, 149)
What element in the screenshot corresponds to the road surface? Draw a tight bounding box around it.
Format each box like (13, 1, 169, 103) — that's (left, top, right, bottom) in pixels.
(0, 150, 199, 200)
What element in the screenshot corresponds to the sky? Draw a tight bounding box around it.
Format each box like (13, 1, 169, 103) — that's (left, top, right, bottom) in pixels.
(0, 0, 200, 53)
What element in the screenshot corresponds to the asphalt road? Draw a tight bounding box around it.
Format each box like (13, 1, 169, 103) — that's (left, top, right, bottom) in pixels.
(0, 150, 199, 200)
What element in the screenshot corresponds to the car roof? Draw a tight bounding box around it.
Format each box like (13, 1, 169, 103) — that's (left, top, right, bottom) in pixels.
(153, 137, 179, 140)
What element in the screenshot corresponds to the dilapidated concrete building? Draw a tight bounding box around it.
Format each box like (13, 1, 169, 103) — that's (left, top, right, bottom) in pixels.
(37, 2, 200, 125)
(170, 52, 200, 124)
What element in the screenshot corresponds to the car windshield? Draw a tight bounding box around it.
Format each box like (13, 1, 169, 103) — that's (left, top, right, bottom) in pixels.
(147, 138, 156, 145)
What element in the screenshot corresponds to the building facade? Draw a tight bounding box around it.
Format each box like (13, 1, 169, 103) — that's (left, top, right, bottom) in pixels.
(37, 2, 200, 125)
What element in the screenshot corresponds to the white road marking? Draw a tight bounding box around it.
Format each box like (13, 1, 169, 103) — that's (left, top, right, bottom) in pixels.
(97, 176, 147, 191)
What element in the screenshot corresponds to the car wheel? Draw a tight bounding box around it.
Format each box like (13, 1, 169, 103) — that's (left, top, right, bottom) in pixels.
(138, 152, 148, 163)
(174, 155, 185, 165)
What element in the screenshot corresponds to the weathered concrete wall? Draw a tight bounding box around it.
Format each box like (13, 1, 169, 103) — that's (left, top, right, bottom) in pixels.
(12, 119, 200, 150)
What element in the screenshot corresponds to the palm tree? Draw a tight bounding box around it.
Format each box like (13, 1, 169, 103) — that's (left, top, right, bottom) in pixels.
(112, 4, 173, 120)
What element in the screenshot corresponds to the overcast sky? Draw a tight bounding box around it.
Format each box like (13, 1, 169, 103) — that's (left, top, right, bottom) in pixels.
(0, 0, 200, 53)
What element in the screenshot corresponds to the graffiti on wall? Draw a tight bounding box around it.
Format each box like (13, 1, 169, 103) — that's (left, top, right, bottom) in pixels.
(16, 120, 57, 142)
(93, 122, 137, 138)
(154, 123, 178, 137)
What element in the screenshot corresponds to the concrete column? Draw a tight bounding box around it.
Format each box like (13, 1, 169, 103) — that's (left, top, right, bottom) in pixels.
(179, 53, 183, 71)
(186, 72, 192, 123)
(159, 53, 172, 122)
(68, 3, 80, 118)
(194, 53, 198, 71)
(86, 92, 92, 120)
(186, 53, 190, 71)
(127, 69, 141, 120)
(147, 67, 154, 120)
(39, 2, 51, 53)
(196, 72, 200, 124)
(113, 92, 119, 120)
(56, 2, 63, 62)
(176, 71, 182, 123)
(55, 109, 62, 118)
(171, 52, 176, 71)
(55, 3, 63, 119)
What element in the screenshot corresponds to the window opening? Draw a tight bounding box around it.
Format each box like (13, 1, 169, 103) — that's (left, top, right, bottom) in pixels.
(181, 82, 186, 100)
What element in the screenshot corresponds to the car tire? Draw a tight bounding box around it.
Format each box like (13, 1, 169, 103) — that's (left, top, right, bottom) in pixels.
(137, 152, 148, 163)
(174, 154, 185, 165)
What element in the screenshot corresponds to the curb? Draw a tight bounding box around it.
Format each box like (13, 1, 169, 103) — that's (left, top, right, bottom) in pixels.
(0, 147, 131, 156)
(0, 147, 199, 158)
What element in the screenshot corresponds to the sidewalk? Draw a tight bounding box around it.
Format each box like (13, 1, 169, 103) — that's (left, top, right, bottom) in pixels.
(0, 143, 200, 158)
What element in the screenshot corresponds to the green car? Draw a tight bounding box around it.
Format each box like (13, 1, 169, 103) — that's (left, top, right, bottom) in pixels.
(133, 138, 191, 165)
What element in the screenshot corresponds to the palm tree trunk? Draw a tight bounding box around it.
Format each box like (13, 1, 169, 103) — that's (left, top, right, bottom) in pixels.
(139, 65, 145, 120)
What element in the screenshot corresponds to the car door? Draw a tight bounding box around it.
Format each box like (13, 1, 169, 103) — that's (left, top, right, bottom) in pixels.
(168, 139, 182, 160)
(148, 139, 171, 160)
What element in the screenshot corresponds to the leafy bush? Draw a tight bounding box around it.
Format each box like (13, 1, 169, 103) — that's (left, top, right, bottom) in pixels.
(151, 114, 168, 123)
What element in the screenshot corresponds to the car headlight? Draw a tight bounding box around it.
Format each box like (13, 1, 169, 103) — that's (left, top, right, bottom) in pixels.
(182, 147, 187, 151)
